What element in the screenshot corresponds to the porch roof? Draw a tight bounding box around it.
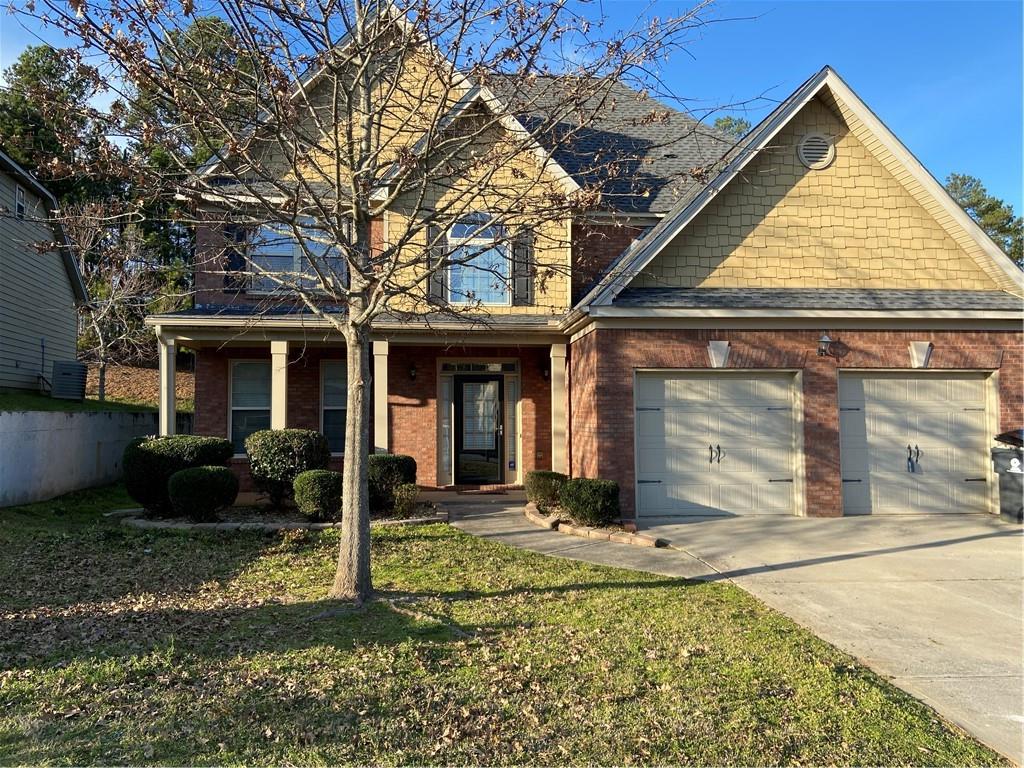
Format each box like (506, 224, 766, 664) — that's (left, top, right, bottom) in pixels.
(611, 288, 1024, 312)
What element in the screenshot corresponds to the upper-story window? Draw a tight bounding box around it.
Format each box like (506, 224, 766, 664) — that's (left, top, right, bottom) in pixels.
(224, 217, 348, 293)
(447, 213, 511, 306)
(14, 185, 26, 220)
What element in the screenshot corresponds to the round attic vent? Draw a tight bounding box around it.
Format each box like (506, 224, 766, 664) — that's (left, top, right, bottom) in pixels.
(797, 133, 834, 169)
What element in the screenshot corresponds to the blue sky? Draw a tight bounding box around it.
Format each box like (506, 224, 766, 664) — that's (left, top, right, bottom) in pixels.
(2, 0, 1021, 209)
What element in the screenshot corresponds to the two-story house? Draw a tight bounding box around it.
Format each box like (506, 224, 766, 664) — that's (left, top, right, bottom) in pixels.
(147, 65, 1023, 520)
(0, 150, 88, 391)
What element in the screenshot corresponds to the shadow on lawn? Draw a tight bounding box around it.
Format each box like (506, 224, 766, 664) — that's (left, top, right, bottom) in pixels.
(1, 576, 692, 670)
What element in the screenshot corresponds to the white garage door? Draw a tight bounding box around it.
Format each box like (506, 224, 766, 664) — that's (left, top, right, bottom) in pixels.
(635, 372, 798, 517)
(838, 373, 990, 515)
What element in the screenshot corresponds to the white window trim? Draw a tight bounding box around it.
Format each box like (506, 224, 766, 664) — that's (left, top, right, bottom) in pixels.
(228, 359, 272, 458)
(14, 185, 25, 220)
(446, 217, 512, 307)
(320, 359, 348, 457)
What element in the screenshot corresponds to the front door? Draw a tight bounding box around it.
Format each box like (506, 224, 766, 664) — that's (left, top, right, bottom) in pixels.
(454, 375, 504, 485)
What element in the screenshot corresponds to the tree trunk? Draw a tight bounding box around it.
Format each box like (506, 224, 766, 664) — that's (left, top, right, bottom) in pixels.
(330, 323, 372, 602)
(98, 359, 107, 402)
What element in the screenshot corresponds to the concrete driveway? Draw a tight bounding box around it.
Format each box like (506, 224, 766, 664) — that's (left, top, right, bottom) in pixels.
(642, 514, 1024, 763)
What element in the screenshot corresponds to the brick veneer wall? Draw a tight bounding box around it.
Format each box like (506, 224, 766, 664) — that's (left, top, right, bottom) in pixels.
(568, 327, 1024, 518)
(571, 222, 645, 304)
(194, 343, 553, 490)
(388, 345, 552, 486)
(194, 346, 350, 492)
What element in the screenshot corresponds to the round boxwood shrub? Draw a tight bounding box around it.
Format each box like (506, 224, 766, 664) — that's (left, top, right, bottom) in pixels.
(392, 483, 420, 518)
(123, 435, 234, 515)
(525, 470, 567, 509)
(167, 466, 239, 522)
(293, 469, 343, 522)
(368, 454, 417, 512)
(559, 478, 620, 526)
(245, 429, 330, 508)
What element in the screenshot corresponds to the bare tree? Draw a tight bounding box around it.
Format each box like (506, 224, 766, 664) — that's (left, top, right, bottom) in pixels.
(61, 202, 184, 400)
(18, 0, 720, 602)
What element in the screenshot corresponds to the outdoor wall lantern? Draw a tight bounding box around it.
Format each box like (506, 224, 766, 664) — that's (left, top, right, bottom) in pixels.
(817, 333, 837, 357)
(541, 365, 550, 381)
(409, 364, 417, 381)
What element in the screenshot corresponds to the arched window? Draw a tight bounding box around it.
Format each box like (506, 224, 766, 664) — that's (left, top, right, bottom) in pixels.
(447, 212, 510, 305)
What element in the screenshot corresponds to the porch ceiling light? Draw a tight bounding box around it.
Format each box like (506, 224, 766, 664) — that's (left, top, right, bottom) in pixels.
(409, 364, 417, 381)
(817, 333, 836, 357)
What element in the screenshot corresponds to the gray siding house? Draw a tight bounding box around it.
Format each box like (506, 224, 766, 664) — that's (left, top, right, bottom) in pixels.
(0, 150, 87, 390)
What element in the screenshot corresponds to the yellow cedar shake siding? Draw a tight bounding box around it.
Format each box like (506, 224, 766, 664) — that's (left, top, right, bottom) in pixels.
(267, 51, 570, 314)
(635, 96, 1001, 290)
(386, 122, 572, 315)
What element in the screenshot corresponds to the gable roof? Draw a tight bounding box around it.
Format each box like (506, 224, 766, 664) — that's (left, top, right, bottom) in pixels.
(579, 66, 1024, 308)
(487, 75, 733, 213)
(376, 83, 581, 197)
(0, 148, 88, 304)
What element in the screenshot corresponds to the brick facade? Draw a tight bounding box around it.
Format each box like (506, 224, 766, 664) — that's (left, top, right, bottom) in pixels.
(568, 327, 1024, 518)
(571, 221, 645, 303)
(387, 345, 552, 486)
(193, 343, 552, 491)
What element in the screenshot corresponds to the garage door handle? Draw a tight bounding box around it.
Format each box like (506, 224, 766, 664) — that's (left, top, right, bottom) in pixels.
(842, 478, 862, 483)
(637, 480, 662, 485)
(768, 478, 793, 483)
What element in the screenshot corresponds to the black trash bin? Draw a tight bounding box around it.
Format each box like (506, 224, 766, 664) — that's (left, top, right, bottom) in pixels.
(992, 444, 1023, 523)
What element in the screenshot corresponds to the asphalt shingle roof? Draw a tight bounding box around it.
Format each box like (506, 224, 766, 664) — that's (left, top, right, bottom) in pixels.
(611, 288, 1024, 311)
(488, 76, 735, 214)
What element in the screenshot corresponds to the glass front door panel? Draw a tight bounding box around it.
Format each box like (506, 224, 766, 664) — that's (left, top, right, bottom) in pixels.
(455, 376, 503, 484)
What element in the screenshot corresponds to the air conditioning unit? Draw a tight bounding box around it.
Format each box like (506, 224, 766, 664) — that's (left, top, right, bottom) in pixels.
(51, 361, 88, 401)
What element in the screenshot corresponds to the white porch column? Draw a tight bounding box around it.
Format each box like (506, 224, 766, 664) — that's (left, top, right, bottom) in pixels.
(157, 331, 176, 436)
(550, 343, 568, 474)
(270, 340, 289, 429)
(373, 340, 389, 453)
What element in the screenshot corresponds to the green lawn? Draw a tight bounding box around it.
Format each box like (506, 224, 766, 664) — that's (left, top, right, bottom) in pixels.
(0, 486, 1003, 766)
(0, 391, 158, 413)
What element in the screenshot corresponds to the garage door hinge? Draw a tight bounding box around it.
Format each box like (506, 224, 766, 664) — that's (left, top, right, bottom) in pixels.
(840, 407, 861, 411)
(842, 478, 862, 483)
(765, 406, 790, 411)
(962, 408, 985, 412)
(636, 407, 662, 412)
(963, 478, 987, 482)
(768, 478, 794, 483)
(637, 480, 662, 484)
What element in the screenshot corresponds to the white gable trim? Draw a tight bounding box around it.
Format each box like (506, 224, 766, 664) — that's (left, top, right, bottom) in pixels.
(376, 84, 580, 197)
(582, 66, 1023, 308)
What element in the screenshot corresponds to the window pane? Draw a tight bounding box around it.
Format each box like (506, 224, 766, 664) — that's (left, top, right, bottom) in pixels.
(250, 225, 294, 291)
(231, 362, 271, 408)
(449, 244, 509, 304)
(323, 409, 346, 454)
(232, 409, 270, 454)
(322, 361, 348, 408)
(450, 213, 499, 240)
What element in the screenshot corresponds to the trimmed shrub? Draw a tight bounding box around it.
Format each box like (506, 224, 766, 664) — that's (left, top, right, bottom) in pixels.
(368, 454, 417, 512)
(167, 466, 239, 522)
(525, 470, 567, 508)
(392, 483, 420, 518)
(123, 435, 234, 514)
(245, 429, 330, 508)
(293, 469, 343, 522)
(559, 478, 620, 526)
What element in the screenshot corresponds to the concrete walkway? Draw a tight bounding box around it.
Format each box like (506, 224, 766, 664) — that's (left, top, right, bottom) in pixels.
(442, 493, 1024, 764)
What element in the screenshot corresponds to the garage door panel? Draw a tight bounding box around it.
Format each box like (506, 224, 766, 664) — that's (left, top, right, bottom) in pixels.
(718, 482, 755, 512)
(717, 411, 754, 440)
(759, 481, 795, 511)
(842, 480, 871, 515)
(839, 373, 990, 515)
(635, 373, 798, 518)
